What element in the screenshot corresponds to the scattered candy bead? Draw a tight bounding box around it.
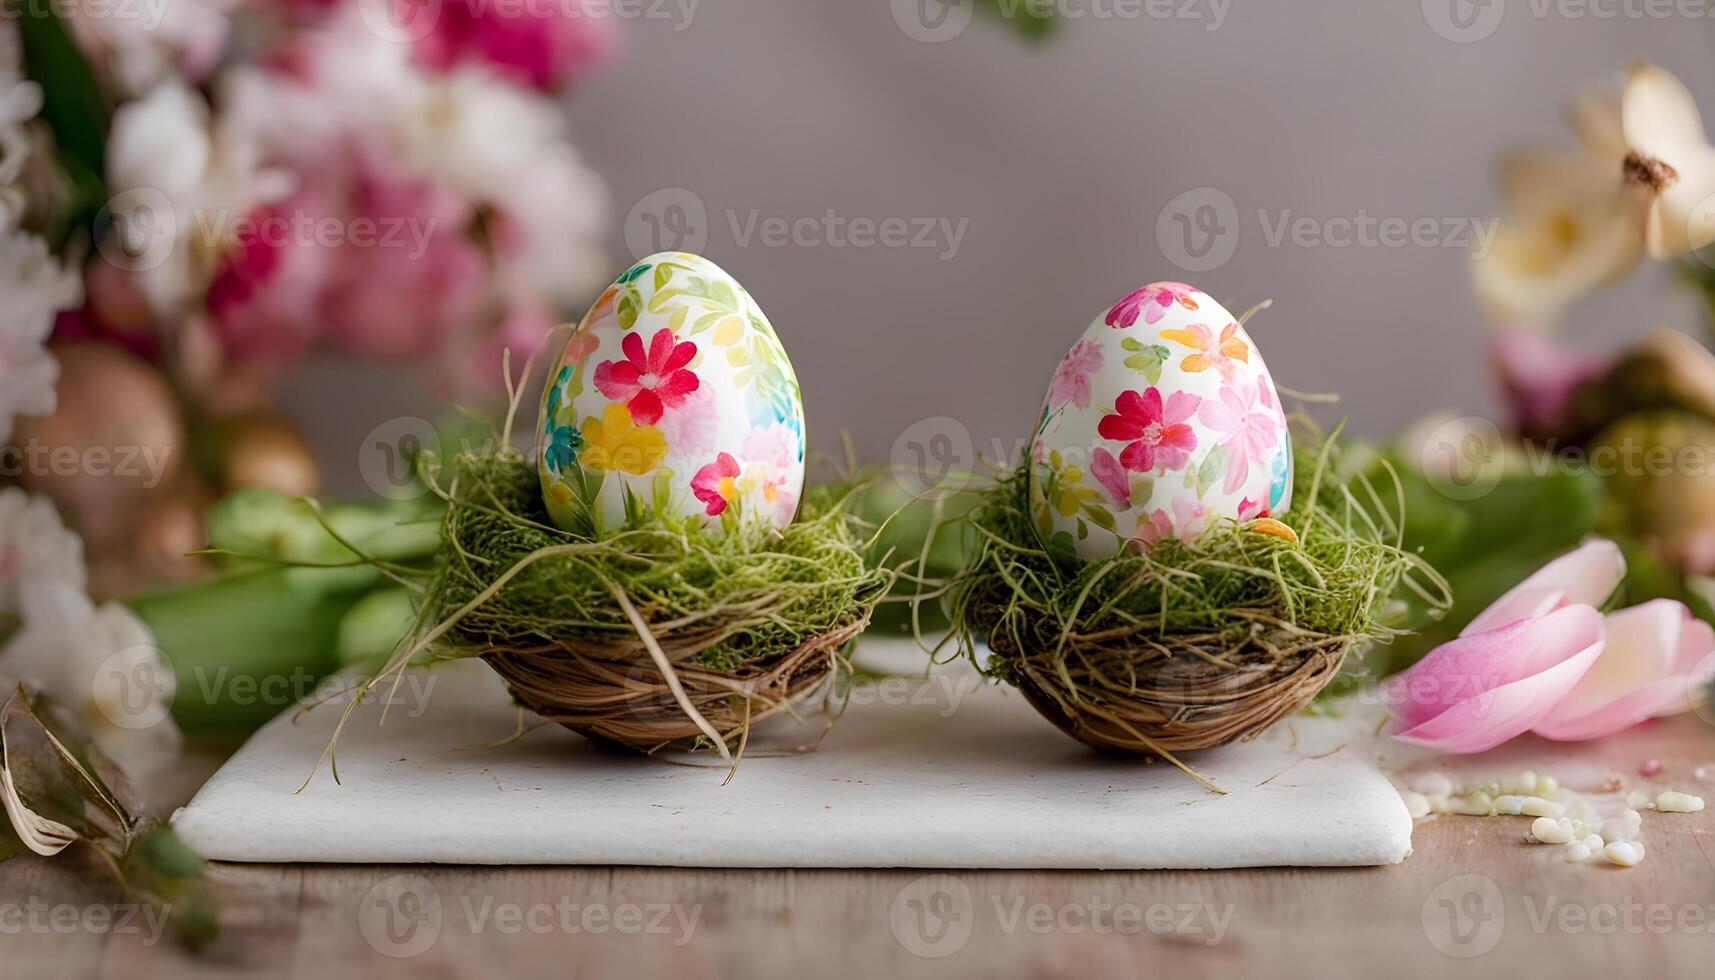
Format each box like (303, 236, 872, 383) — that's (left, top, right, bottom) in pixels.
(1601, 810, 1642, 844)
(1402, 791, 1431, 819)
(1566, 843, 1592, 862)
(1491, 795, 1523, 816)
(1627, 790, 1652, 810)
(1520, 797, 1566, 819)
(1655, 791, 1705, 813)
(1602, 841, 1644, 867)
(1532, 817, 1575, 844)
(1640, 759, 1662, 778)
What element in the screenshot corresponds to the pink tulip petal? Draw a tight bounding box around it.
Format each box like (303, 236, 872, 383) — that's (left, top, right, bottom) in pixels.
(1535, 601, 1715, 740)
(1384, 605, 1605, 754)
(1462, 539, 1625, 636)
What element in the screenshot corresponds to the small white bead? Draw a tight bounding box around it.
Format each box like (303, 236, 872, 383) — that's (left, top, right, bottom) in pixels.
(1520, 797, 1566, 818)
(1627, 790, 1653, 810)
(1402, 791, 1431, 819)
(1566, 843, 1592, 863)
(1537, 775, 1560, 796)
(1491, 794, 1523, 816)
(1602, 841, 1644, 867)
(1532, 817, 1574, 844)
(1451, 791, 1495, 816)
(1426, 793, 1452, 814)
(1655, 791, 1705, 813)
(1580, 834, 1604, 851)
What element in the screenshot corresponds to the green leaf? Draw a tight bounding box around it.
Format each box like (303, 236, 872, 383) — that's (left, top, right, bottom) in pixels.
(1124, 345, 1170, 384)
(1081, 503, 1116, 532)
(618, 287, 640, 329)
(1196, 445, 1227, 498)
(15, 3, 110, 244)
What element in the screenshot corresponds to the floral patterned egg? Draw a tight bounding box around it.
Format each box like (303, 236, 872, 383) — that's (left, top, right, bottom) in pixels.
(1029, 281, 1293, 562)
(537, 252, 805, 534)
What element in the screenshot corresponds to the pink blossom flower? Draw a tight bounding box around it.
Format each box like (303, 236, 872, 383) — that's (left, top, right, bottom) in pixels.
(691, 452, 740, 516)
(1491, 328, 1605, 437)
(411, 0, 619, 92)
(1106, 282, 1199, 329)
(1237, 497, 1268, 522)
(318, 162, 486, 361)
(1089, 447, 1131, 508)
(1097, 387, 1200, 474)
(1535, 600, 1715, 741)
(1048, 340, 1103, 409)
(1197, 376, 1281, 494)
(593, 328, 700, 426)
(206, 198, 334, 362)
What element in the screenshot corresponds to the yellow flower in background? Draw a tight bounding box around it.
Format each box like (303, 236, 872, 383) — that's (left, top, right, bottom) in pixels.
(1473, 148, 1645, 325)
(1475, 63, 1715, 325)
(580, 404, 667, 476)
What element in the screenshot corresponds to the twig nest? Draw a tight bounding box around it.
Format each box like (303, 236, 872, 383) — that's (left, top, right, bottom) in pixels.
(416, 452, 888, 760)
(950, 426, 1435, 768)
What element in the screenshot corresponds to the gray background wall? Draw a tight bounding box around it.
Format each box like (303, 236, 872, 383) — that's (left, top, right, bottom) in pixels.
(287, 0, 1714, 493)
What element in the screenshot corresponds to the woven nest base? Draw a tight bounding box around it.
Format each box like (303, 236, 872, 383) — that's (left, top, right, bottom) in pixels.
(995, 630, 1349, 757)
(480, 618, 869, 755)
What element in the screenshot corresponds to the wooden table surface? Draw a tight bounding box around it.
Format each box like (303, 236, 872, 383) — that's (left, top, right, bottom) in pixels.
(5, 715, 1713, 980)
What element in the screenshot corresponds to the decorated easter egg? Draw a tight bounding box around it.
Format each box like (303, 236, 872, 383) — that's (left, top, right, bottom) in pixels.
(537, 252, 805, 534)
(1029, 282, 1293, 561)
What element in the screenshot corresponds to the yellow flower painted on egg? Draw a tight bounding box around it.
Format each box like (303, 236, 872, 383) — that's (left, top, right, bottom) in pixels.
(580, 404, 668, 476)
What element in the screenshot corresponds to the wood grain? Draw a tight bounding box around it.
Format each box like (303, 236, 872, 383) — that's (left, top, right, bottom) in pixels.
(4, 716, 1712, 980)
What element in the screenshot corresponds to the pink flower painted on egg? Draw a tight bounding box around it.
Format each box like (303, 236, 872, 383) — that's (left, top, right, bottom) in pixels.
(691, 452, 740, 516)
(1048, 340, 1103, 410)
(1097, 387, 1200, 475)
(1106, 282, 1200, 329)
(593, 328, 699, 426)
(1198, 376, 1281, 495)
(1089, 447, 1132, 508)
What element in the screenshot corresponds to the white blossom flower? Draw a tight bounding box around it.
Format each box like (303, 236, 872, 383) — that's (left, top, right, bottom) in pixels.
(62, 0, 233, 99)
(0, 582, 180, 778)
(104, 80, 292, 319)
(1, 21, 43, 189)
(0, 226, 81, 443)
(0, 488, 86, 614)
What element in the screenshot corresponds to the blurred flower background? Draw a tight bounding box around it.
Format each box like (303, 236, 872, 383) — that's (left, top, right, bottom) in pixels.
(1, 0, 614, 779)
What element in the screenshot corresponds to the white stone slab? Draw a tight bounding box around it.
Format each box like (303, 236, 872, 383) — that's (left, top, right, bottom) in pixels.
(172, 642, 1412, 868)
